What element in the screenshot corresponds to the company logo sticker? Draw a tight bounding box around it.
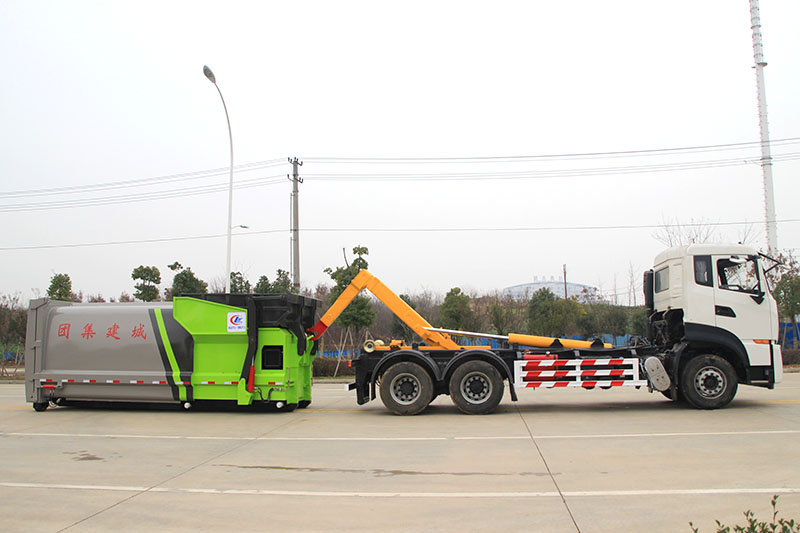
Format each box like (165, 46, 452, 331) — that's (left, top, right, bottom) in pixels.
(227, 312, 246, 332)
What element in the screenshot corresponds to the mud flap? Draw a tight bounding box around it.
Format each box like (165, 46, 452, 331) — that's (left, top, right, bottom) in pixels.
(644, 357, 671, 392)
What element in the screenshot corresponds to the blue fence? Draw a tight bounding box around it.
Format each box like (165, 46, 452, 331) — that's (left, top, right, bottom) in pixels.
(780, 322, 799, 349)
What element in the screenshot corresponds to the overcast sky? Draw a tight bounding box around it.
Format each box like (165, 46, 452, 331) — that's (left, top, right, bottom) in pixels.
(1, 0, 799, 304)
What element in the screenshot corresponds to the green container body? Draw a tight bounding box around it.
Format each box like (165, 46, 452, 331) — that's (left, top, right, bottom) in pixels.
(25, 293, 319, 409)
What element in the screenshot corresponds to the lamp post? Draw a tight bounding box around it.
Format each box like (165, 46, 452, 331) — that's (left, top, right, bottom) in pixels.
(203, 65, 235, 293)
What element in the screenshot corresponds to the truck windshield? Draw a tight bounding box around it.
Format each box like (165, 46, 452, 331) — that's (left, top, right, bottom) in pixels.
(716, 256, 760, 294)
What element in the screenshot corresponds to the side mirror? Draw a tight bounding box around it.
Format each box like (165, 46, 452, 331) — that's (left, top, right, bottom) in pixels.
(751, 292, 765, 305)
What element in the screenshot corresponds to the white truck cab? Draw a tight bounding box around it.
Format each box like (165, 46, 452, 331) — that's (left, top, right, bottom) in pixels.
(648, 243, 783, 400)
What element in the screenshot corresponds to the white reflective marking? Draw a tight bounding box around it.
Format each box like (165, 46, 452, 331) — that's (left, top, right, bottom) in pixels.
(2, 429, 799, 441)
(2, 482, 799, 498)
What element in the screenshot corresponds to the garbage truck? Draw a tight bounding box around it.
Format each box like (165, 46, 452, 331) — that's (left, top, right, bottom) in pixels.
(25, 293, 320, 411)
(308, 243, 783, 415)
(26, 243, 783, 416)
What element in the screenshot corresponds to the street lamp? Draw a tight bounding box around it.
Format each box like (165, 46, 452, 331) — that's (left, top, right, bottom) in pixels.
(203, 65, 235, 293)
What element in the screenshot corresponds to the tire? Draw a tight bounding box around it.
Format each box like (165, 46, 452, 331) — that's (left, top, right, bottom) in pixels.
(448, 360, 504, 415)
(680, 354, 738, 410)
(379, 362, 434, 415)
(33, 402, 49, 412)
(660, 388, 686, 402)
(298, 400, 311, 409)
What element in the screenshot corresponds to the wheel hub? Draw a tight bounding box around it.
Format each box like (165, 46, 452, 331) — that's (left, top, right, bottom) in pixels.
(461, 372, 491, 404)
(390, 373, 420, 405)
(695, 366, 726, 399)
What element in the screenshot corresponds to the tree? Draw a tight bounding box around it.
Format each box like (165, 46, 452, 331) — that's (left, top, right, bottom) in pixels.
(440, 288, 475, 331)
(390, 294, 417, 343)
(47, 273, 72, 301)
(87, 294, 106, 303)
(229, 271, 251, 294)
(599, 305, 629, 339)
(774, 273, 800, 348)
(0, 295, 26, 361)
(253, 269, 296, 294)
(270, 269, 294, 293)
(324, 246, 375, 330)
(527, 288, 584, 337)
(119, 291, 134, 303)
(652, 216, 718, 247)
(132, 265, 161, 302)
(628, 307, 648, 337)
(486, 293, 524, 335)
(527, 288, 558, 335)
(167, 262, 208, 299)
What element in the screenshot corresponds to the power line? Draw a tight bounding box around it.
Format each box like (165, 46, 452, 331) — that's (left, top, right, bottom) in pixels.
(0, 174, 287, 212)
(303, 137, 800, 164)
(0, 158, 287, 198)
(3, 219, 799, 251)
(303, 152, 800, 182)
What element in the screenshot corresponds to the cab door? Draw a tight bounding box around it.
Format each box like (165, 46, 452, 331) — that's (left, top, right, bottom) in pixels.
(713, 254, 772, 366)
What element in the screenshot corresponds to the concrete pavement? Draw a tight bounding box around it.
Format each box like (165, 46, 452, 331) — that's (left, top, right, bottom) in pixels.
(1, 375, 799, 532)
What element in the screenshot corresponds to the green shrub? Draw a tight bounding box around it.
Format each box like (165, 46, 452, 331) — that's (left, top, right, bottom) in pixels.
(690, 495, 799, 533)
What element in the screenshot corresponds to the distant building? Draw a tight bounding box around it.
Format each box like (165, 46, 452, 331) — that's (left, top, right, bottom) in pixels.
(502, 276, 596, 301)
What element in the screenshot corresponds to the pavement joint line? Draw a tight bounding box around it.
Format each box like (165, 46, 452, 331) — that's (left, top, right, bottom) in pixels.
(4, 429, 800, 441)
(55, 411, 303, 532)
(515, 405, 581, 532)
(4, 482, 800, 498)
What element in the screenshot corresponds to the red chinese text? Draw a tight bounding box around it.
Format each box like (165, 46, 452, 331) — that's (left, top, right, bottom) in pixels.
(57, 323, 70, 339)
(106, 323, 121, 340)
(81, 323, 96, 339)
(131, 323, 147, 340)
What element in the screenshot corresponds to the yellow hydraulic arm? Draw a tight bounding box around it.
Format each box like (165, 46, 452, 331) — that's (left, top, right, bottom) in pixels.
(307, 269, 611, 350)
(307, 270, 461, 349)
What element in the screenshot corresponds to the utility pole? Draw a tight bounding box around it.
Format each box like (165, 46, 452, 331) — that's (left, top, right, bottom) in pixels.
(562, 264, 568, 299)
(749, 0, 778, 253)
(289, 157, 303, 289)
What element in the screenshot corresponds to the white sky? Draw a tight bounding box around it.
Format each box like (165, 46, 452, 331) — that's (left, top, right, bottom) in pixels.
(1, 0, 799, 304)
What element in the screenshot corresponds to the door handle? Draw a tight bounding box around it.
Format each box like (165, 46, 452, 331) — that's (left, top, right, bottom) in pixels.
(715, 306, 736, 318)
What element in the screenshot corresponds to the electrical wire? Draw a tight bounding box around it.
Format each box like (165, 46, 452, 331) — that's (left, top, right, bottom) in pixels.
(0, 174, 287, 212)
(303, 152, 800, 182)
(3, 219, 798, 251)
(303, 137, 800, 164)
(0, 158, 287, 198)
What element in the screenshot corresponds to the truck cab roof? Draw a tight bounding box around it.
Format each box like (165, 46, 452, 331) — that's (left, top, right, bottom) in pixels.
(654, 243, 759, 266)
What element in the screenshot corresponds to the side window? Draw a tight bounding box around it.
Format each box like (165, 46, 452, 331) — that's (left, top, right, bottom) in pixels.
(654, 267, 669, 293)
(694, 255, 713, 287)
(716, 256, 760, 294)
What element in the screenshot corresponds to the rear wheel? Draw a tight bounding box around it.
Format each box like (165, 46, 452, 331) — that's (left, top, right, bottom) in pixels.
(33, 402, 49, 412)
(680, 354, 738, 410)
(298, 400, 311, 409)
(379, 362, 433, 415)
(448, 360, 504, 415)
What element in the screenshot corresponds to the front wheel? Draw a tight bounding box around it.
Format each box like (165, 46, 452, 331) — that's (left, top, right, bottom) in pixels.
(680, 354, 738, 410)
(448, 360, 504, 415)
(379, 362, 433, 415)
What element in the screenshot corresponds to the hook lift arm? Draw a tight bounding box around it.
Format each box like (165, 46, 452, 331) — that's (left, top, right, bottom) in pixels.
(307, 270, 461, 349)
